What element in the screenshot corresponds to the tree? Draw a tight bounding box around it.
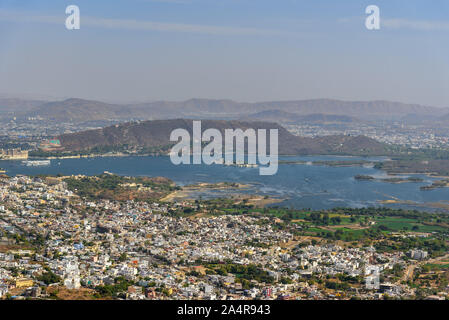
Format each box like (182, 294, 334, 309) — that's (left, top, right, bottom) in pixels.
(37, 271, 61, 285)
(118, 252, 128, 262)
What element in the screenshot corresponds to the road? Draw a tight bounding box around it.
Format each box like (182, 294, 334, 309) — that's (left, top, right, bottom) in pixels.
(400, 253, 449, 283)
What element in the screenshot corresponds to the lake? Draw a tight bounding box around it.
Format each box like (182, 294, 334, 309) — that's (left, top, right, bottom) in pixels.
(1, 155, 449, 212)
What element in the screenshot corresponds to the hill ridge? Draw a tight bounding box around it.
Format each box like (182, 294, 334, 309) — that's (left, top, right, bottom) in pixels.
(54, 119, 389, 156)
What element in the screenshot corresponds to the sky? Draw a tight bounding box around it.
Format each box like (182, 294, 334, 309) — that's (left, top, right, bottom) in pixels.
(1, 0, 449, 107)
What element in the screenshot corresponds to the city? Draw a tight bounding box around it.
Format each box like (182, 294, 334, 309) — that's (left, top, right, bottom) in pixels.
(0, 174, 448, 300)
(1, 1, 449, 315)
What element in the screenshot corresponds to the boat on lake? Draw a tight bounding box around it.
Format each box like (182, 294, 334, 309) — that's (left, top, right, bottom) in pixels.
(22, 160, 51, 167)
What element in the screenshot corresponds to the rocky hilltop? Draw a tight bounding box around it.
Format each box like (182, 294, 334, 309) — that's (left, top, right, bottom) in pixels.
(56, 119, 389, 156)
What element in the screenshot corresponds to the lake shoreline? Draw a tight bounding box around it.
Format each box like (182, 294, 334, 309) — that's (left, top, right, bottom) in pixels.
(1, 155, 448, 212)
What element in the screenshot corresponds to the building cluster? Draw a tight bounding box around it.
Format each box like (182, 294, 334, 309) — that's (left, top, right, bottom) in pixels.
(285, 123, 449, 149)
(0, 175, 440, 300)
(0, 149, 28, 160)
(0, 118, 120, 140)
(408, 249, 428, 260)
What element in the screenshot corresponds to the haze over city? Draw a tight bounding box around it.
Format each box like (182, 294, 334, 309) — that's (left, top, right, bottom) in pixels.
(1, 0, 449, 107)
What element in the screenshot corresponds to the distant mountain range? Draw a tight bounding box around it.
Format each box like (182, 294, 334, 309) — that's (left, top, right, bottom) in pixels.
(2, 97, 449, 124)
(24, 99, 132, 122)
(56, 119, 390, 156)
(0, 98, 46, 115)
(243, 110, 359, 124)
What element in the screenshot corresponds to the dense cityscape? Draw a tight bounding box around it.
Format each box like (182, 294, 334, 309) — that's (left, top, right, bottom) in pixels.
(0, 173, 448, 300)
(285, 123, 449, 150)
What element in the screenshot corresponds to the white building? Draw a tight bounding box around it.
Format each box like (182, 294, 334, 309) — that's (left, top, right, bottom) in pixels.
(0, 284, 9, 297)
(409, 250, 428, 260)
(63, 259, 81, 289)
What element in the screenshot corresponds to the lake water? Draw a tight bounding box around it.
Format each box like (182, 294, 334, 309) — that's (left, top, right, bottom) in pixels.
(1, 156, 449, 212)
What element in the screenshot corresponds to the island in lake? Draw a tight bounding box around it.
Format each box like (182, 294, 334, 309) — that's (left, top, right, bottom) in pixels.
(355, 174, 423, 184)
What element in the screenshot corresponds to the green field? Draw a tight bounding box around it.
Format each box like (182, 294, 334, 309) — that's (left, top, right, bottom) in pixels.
(374, 216, 447, 232)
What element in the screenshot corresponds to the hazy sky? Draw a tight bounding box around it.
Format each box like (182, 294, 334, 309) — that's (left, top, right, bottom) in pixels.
(1, 0, 449, 107)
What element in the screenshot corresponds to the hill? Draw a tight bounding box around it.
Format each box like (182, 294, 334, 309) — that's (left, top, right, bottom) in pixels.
(246, 99, 445, 120)
(131, 98, 448, 121)
(0, 98, 46, 115)
(11, 97, 448, 123)
(245, 110, 358, 123)
(54, 119, 389, 156)
(23, 98, 133, 122)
